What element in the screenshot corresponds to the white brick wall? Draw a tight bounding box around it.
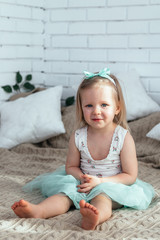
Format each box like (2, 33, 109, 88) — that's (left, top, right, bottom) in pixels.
(0, 0, 45, 88)
(0, 0, 160, 104)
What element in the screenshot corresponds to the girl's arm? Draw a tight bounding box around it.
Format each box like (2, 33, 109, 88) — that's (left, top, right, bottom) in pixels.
(78, 133, 138, 193)
(65, 132, 83, 181)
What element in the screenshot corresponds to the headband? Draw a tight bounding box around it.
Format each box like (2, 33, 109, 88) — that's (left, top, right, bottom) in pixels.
(83, 68, 116, 86)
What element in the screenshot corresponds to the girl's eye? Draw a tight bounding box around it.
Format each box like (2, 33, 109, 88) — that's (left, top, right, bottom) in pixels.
(101, 103, 108, 107)
(86, 104, 92, 108)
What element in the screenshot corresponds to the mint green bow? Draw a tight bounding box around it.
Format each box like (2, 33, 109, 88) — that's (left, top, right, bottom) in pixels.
(83, 68, 115, 85)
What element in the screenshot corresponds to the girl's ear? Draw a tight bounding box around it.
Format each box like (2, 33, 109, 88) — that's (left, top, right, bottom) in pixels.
(115, 102, 120, 115)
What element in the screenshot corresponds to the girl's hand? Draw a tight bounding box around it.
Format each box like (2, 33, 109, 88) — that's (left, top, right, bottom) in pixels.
(77, 174, 101, 193)
(80, 174, 91, 184)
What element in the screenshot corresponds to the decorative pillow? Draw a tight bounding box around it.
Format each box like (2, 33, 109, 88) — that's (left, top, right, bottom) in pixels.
(146, 123, 160, 141)
(0, 86, 65, 149)
(41, 105, 76, 149)
(117, 70, 160, 121)
(128, 111, 160, 167)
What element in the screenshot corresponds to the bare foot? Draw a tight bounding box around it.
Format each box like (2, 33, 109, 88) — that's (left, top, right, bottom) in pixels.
(79, 199, 99, 230)
(11, 199, 42, 218)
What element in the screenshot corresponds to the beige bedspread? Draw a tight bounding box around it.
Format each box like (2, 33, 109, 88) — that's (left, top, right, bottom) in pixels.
(0, 106, 160, 240)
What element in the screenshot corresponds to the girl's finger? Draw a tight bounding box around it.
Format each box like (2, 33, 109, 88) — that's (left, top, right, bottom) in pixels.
(83, 174, 91, 179)
(78, 186, 91, 193)
(77, 183, 89, 188)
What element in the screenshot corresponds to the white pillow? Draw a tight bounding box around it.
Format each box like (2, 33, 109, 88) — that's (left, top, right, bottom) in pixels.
(117, 70, 160, 121)
(0, 88, 13, 101)
(146, 123, 160, 141)
(0, 86, 65, 149)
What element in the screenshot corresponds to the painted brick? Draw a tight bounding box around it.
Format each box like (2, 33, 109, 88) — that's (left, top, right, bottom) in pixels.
(30, 34, 43, 45)
(16, 0, 44, 7)
(0, 73, 16, 85)
(150, 0, 160, 4)
(51, 61, 88, 74)
(43, 62, 52, 73)
(0, 32, 43, 45)
(108, 0, 149, 6)
(150, 50, 160, 62)
(45, 23, 68, 34)
(31, 73, 45, 85)
(32, 8, 44, 20)
(68, 0, 105, 7)
(89, 63, 128, 74)
(108, 49, 149, 62)
(17, 20, 43, 33)
(45, 0, 67, 9)
(0, 46, 43, 59)
(0, 18, 16, 31)
(69, 22, 106, 35)
(149, 93, 160, 104)
(88, 8, 126, 21)
(44, 9, 50, 22)
(0, 0, 16, 3)
(44, 74, 69, 86)
(0, 3, 31, 19)
(0, 46, 16, 58)
(45, 49, 69, 61)
(128, 6, 160, 20)
(150, 21, 160, 33)
(16, 46, 43, 58)
(129, 35, 160, 48)
(51, 9, 86, 21)
(44, 35, 51, 48)
(108, 21, 148, 34)
(0, 32, 26, 45)
(0, 2, 160, 103)
(89, 36, 128, 48)
(149, 78, 160, 91)
(0, 18, 43, 34)
(52, 36, 87, 48)
(128, 63, 160, 77)
(32, 60, 45, 72)
(68, 75, 83, 87)
(0, 60, 32, 72)
(70, 49, 107, 61)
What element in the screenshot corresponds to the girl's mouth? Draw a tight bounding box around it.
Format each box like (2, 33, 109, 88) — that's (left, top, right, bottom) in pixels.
(92, 119, 102, 122)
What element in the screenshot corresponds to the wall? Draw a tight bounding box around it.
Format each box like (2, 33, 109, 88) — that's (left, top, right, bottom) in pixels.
(0, 0, 160, 104)
(0, 0, 45, 87)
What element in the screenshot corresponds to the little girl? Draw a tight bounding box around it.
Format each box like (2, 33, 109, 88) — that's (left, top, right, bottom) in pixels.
(11, 68, 155, 230)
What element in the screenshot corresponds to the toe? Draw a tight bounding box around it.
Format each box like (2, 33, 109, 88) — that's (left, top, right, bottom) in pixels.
(85, 203, 90, 208)
(19, 199, 27, 207)
(79, 199, 86, 208)
(12, 202, 18, 209)
(88, 204, 92, 209)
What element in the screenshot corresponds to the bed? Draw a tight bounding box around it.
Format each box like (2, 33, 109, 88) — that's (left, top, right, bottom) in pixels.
(0, 103, 160, 240)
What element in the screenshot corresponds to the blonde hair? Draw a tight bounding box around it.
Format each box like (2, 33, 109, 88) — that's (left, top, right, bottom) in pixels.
(76, 74, 129, 130)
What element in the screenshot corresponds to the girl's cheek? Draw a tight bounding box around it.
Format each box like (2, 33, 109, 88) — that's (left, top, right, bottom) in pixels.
(84, 109, 91, 115)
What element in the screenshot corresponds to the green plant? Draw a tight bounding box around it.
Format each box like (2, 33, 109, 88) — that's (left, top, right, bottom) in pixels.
(65, 96, 75, 106)
(1, 71, 35, 93)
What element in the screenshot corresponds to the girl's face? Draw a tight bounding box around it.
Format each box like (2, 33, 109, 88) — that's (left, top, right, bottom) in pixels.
(80, 84, 120, 131)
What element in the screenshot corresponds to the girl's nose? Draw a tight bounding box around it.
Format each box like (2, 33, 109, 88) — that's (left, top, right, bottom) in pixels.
(93, 106, 101, 114)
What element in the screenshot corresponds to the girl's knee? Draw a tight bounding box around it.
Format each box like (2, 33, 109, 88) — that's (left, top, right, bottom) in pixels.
(91, 195, 112, 223)
(91, 194, 112, 210)
(92, 194, 122, 210)
(93, 194, 112, 205)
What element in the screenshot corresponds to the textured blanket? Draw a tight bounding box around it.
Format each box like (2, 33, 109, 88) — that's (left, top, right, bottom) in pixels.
(0, 107, 160, 240)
